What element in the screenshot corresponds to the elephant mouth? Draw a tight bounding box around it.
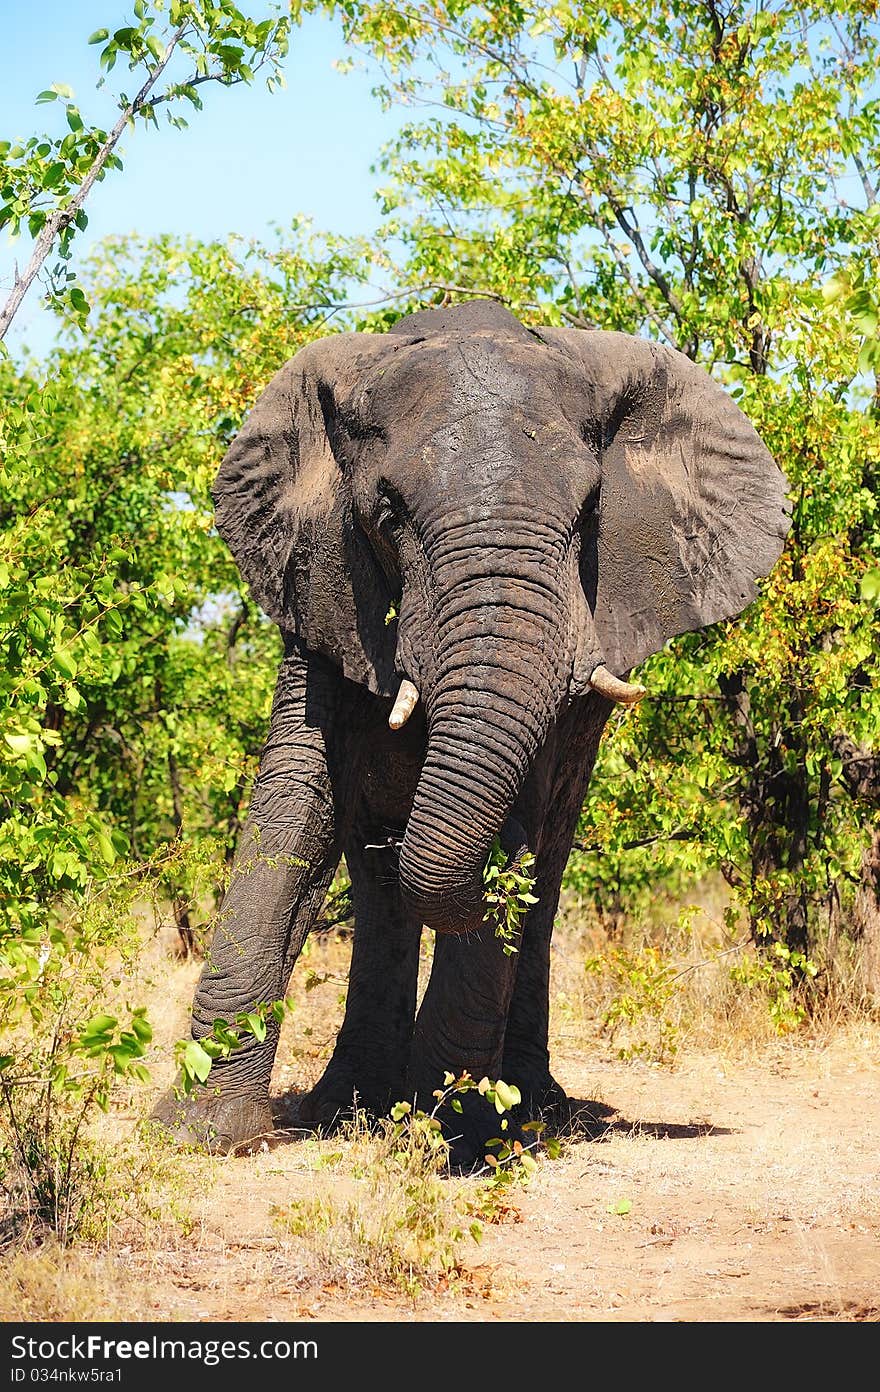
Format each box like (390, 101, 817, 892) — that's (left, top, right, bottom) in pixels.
(387, 666, 644, 735)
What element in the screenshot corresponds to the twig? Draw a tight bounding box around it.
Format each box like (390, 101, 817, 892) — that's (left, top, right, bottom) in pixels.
(0, 26, 188, 340)
(667, 941, 749, 985)
(574, 827, 701, 854)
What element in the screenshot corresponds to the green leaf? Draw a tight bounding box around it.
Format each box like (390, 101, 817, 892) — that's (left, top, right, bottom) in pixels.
(240, 1010, 266, 1042)
(43, 162, 65, 189)
(858, 338, 880, 373)
(88, 29, 109, 44)
(53, 648, 77, 680)
(35, 90, 59, 104)
(183, 1040, 214, 1084)
(492, 1079, 521, 1113)
(861, 569, 880, 604)
(80, 1013, 117, 1042)
(4, 733, 33, 755)
(845, 288, 879, 336)
(131, 1012, 152, 1044)
(96, 832, 116, 866)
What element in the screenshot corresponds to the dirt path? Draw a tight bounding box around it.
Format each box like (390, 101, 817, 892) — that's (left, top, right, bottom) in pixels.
(120, 1035, 880, 1324)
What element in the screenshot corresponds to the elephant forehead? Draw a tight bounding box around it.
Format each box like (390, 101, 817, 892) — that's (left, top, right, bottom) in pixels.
(362, 336, 564, 422)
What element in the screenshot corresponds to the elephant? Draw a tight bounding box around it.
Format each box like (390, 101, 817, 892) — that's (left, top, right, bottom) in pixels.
(152, 299, 790, 1167)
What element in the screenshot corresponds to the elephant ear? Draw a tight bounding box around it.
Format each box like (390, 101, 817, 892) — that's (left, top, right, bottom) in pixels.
(540, 328, 791, 675)
(211, 333, 400, 695)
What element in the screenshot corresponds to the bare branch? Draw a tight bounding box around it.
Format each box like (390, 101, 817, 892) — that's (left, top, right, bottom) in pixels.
(0, 27, 188, 341)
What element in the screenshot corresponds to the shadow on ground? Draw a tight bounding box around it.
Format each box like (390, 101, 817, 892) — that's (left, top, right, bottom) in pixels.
(553, 1096, 736, 1142)
(261, 1090, 736, 1155)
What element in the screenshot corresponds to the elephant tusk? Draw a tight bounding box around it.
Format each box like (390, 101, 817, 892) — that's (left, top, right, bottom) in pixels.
(589, 664, 647, 705)
(389, 679, 420, 730)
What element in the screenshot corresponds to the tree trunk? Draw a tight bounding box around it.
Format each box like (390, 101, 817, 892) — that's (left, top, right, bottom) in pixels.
(833, 734, 880, 1001)
(853, 830, 880, 1003)
(719, 671, 809, 954)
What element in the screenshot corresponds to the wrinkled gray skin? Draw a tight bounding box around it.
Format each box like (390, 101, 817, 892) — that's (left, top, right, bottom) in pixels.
(152, 302, 790, 1167)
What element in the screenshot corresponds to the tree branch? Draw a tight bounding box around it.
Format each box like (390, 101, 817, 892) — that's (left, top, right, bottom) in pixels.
(0, 26, 189, 340)
(573, 826, 702, 854)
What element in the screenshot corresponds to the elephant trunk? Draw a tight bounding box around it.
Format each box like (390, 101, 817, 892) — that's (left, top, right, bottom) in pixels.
(397, 531, 575, 932)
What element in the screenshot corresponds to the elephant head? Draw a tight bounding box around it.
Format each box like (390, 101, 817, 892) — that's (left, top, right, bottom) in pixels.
(212, 301, 790, 934)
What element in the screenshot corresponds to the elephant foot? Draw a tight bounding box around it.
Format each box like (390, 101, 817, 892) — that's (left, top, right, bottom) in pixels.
(446, 1099, 530, 1175)
(505, 1069, 569, 1122)
(297, 1055, 403, 1133)
(296, 1079, 358, 1133)
(410, 1085, 528, 1175)
(150, 1084, 274, 1155)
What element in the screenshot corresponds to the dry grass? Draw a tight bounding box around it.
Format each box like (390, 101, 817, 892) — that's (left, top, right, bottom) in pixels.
(0, 1242, 136, 1322)
(2, 878, 879, 1322)
(550, 875, 879, 1065)
(270, 1107, 489, 1295)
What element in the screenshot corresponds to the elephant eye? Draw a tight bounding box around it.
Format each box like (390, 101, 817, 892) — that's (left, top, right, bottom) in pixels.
(375, 485, 404, 533)
(580, 481, 601, 520)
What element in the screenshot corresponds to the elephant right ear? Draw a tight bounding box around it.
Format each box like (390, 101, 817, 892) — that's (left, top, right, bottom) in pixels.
(211, 333, 400, 695)
(538, 328, 792, 675)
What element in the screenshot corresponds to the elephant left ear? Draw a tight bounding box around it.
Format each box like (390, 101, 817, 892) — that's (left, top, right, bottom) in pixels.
(211, 332, 401, 695)
(539, 328, 792, 675)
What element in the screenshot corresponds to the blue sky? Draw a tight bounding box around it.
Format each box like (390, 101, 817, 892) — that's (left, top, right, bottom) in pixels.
(0, 3, 401, 359)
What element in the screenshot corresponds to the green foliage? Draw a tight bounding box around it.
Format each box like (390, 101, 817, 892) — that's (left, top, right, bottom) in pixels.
(174, 998, 290, 1092)
(0, 221, 388, 1239)
(482, 837, 539, 954)
(585, 944, 680, 1062)
(0, 2, 291, 336)
(0, 882, 150, 1244)
(730, 939, 819, 1034)
(319, 0, 880, 975)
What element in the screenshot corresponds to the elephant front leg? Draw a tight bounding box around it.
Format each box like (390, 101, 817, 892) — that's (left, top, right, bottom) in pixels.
(151, 649, 339, 1153)
(406, 925, 521, 1171)
(299, 843, 422, 1131)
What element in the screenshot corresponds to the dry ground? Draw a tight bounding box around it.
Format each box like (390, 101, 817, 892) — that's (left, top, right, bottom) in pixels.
(3, 903, 880, 1325)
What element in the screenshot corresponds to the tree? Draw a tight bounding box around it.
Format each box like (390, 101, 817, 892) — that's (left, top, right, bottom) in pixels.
(0, 218, 393, 1229)
(0, 0, 290, 340)
(310, 0, 880, 983)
